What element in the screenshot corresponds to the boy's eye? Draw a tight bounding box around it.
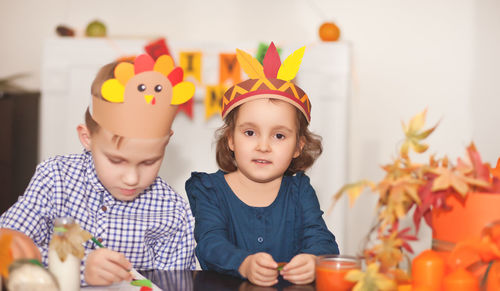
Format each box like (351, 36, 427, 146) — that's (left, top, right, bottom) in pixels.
(275, 133, 285, 140)
(244, 130, 255, 137)
(142, 160, 157, 166)
(109, 158, 123, 164)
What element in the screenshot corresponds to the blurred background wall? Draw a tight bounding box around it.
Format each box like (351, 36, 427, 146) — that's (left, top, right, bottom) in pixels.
(1, 0, 500, 257)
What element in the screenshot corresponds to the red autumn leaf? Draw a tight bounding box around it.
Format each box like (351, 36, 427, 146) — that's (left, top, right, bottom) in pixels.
(467, 142, 490, 183)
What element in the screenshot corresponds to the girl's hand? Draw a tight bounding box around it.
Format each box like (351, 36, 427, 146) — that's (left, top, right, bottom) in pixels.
(84, 248, 133, 286)
(238, 252, 279, 286)
(280, 253, 316, 285)
(0, 228, 41, 261)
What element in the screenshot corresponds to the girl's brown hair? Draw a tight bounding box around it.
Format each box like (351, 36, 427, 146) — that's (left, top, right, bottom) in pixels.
(215, 100, 322, 175)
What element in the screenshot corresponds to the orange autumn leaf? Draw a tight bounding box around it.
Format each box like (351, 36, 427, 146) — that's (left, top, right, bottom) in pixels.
(490, 158, 500, 180)
(0, 233, 14, 277)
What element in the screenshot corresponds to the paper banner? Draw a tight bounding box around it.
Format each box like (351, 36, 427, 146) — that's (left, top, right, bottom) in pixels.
(219, 53, 241, 85)
(144, 38, 172, 61)
(178, 98, 194, 120)
(205, 85, 225, 120)
(180, 51, 202, 83)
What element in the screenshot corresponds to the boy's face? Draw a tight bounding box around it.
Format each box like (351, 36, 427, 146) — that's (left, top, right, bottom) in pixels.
(78, 125, 171, 201)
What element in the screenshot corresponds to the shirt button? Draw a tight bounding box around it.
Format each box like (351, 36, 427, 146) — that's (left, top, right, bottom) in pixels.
(257, 215, 262, 220)
(257, 237, 264, 243)
(101, 206, 107, 211)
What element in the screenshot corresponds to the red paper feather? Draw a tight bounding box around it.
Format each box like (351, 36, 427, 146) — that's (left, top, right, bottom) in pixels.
(168, 67, 184, 86)
(263, 42, 281, 78)
(134, 54, 155, 75)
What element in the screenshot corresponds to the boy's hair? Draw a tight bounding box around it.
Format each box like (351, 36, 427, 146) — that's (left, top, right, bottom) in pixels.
(85, 61, 126, 147)
(215, 100, 322, 175)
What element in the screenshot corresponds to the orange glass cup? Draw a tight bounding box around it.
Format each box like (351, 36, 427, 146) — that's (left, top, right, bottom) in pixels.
(316, 255, 361, 291)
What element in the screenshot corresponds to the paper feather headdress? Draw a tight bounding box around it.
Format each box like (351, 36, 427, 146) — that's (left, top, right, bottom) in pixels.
(221, 42, 311, 123)
(92, 54, 195, 138)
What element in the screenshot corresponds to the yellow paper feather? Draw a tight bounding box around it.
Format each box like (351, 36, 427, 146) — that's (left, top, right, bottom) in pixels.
(236, 49, 265, 79)
(277, 46, 305, 81)
(171, 81, 195, 105)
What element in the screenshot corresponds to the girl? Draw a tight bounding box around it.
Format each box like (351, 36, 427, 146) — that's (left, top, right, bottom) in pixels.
(186, 43, 339, 287)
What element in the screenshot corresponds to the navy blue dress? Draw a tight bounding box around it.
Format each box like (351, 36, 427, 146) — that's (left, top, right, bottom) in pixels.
(185, 170, 339, 277)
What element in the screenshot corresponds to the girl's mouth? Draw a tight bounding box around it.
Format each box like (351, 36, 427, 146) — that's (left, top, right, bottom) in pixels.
(253, 159, 271, 164)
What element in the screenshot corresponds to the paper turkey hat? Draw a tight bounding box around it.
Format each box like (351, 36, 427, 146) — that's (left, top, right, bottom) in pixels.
(221, 42, 311, 123)
(92, 54, 195, 138)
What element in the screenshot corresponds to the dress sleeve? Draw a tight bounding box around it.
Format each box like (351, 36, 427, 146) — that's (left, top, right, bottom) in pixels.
(296, 172, 340, 255)
(186, 172, 251, 277)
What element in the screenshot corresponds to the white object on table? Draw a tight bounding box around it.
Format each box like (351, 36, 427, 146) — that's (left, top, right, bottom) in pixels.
(81, 269, 161, 291)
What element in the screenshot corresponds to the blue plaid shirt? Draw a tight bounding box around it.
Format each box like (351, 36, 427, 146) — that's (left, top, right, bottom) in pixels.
(0, 150, 196, 283)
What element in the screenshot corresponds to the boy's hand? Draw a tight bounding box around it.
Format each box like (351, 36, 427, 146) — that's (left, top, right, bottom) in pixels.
(0, 228, 41, 261)
(84, 248, 133, 286)
(280, 253, 316, 285)
(238, 252, 278, 286)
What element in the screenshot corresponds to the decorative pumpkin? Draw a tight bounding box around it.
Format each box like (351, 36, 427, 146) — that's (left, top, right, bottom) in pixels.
(319, 21, 341, 41)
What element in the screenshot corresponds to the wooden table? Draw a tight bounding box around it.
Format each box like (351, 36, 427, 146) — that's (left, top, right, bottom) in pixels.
(141, 270, 316, 291)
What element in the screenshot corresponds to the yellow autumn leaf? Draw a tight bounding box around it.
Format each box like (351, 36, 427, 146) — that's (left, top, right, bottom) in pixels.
(333, 180, 375, 206)
(277, 46, 305, 81)
(372, 233, 404, 269)
(400, 110, 439, 158)
(407, 109, 427, 133)
(346, 263, 397, 291)
(236, 49, 265, 79)
(431, 167, 470, 196)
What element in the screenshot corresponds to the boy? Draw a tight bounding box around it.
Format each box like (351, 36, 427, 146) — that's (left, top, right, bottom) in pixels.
(0, 54, 196, 285)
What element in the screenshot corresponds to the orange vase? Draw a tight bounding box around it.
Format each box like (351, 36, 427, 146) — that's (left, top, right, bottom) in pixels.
(316, 255, 360, 291)
(432, 192, 500, 245)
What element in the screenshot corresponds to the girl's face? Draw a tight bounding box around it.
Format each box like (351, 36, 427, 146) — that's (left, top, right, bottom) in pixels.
(228, 98, 303, 184)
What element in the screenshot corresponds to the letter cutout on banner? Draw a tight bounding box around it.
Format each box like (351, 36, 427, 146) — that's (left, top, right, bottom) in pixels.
(179, 51, 202, 119)
(180, 52, 202, 83)
(219, 53, 241, 85)
(205, 85, 225, 120)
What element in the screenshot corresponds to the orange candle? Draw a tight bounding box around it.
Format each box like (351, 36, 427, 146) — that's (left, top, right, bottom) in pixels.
(316, 255, 360, 291)
(443, 268, 478, 291)
(412, 249, 445, 290)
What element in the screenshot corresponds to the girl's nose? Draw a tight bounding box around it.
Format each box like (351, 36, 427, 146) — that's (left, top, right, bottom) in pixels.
(122, 166, 139, 186)
(256, 137, 271, 152)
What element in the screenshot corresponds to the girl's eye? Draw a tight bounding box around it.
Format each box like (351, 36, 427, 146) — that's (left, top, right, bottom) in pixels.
(138, 84, 146, 92)
(275, 133, 285, 140)
(109, 159, 123, 164)
(244, 130, 255, 137)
